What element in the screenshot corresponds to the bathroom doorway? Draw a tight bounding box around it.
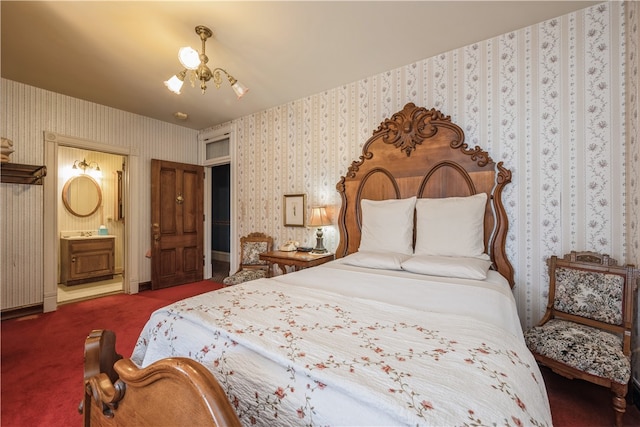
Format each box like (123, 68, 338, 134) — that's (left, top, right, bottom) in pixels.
(56, 146, 126, 304)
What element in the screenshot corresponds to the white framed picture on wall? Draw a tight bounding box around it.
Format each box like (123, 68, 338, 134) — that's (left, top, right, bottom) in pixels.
(284, 194, 306, 227)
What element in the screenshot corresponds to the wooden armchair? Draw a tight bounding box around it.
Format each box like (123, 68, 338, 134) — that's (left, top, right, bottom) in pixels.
(524, 251, 638, 427)
(222, 232, 273, 286)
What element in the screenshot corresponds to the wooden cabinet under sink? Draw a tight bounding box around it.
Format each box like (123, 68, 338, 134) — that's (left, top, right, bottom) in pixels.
(60, 237, 115, 286)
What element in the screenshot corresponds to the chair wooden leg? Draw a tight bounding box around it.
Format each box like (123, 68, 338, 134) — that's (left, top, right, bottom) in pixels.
(611, 382, 627, 427)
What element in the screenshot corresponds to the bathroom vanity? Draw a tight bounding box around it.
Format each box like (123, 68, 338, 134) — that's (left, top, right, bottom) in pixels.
(60, 236, 115, 286)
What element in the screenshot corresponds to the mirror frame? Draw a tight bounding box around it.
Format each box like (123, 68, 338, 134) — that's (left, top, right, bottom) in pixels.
(62, 175, 102, 217)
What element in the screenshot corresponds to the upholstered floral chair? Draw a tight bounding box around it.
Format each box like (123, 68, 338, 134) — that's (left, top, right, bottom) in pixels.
(222, 232, 273, 286)
(524, 251, 638, 427)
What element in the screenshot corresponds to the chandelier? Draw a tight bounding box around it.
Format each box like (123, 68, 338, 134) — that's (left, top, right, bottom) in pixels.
(164, 25, 249, 98)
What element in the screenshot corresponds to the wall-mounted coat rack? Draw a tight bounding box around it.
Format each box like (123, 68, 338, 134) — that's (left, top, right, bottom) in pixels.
(1, 163, 47, 185)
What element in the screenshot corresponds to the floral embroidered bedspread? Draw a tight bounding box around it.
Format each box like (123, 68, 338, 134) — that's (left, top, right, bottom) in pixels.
(132, 280, 551, 426)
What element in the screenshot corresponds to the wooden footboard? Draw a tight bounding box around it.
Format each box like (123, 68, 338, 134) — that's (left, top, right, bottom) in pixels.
(81, 330, 241, 427)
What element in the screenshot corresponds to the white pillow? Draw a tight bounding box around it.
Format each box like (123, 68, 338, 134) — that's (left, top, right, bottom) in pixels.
(343, 251, 411, 270)
(414, 193, 488, 258)
(401, 255, 492, 280)
(359, 196, 416, 255)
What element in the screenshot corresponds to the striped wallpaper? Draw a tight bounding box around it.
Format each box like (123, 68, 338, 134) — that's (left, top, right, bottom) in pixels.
(1, 82, 199, 310)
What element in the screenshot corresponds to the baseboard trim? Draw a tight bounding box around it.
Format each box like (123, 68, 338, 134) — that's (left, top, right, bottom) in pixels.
(212, 250, 230, 262)
(1, 304, 44, 321)
(138, 281, 152, 292)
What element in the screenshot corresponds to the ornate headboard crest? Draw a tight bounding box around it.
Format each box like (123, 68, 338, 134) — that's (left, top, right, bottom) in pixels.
(335, 103, 514, 286)
(376, 103, 493, 165)
(377, 104, 442, 157)
(342, 103, 494, 182)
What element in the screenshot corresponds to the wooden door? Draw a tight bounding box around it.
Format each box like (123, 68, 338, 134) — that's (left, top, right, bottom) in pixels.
(151, 159, 204, 289)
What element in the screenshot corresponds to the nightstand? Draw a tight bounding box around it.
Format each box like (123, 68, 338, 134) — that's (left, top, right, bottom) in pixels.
(259, 250, 335, 275)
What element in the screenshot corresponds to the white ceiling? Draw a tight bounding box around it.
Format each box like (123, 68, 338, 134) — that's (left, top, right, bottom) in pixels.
(1, 1, 600, 130)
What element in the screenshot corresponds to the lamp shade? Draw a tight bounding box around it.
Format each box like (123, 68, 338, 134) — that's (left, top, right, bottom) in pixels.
(308, 207, 331, 227)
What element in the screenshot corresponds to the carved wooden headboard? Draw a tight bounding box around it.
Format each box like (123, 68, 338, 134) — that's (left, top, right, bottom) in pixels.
(335, 103, 514, 287)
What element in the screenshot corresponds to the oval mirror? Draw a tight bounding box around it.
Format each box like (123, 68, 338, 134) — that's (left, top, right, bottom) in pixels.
(62, 175, 102, 217)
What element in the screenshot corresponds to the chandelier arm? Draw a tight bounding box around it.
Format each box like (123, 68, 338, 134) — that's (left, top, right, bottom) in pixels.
(212, 68, 226, 89)
(212, 68, 236, 84)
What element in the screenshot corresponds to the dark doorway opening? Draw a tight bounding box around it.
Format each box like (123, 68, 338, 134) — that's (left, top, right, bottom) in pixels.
(211, 163, 230, 281)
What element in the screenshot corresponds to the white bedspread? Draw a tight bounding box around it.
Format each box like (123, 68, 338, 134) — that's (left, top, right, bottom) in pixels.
(132, 260, 551, 426)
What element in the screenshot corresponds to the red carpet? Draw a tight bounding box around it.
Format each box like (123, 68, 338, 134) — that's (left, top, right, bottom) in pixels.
(540, 365, 640, 427)
(2, 279, 640, 426)
(1, 280, 222, 427)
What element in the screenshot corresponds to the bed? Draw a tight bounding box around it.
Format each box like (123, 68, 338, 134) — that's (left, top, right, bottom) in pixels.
(82, 103, 552, 426)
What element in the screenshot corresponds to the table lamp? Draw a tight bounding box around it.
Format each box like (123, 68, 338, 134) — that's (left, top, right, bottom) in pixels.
(308, 206, 331, 253)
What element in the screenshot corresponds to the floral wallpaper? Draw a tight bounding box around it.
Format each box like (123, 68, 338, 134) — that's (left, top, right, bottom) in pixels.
(625, 0, 640, 387)
(627, 1, 639, 269)
(221, 2, 635, 334)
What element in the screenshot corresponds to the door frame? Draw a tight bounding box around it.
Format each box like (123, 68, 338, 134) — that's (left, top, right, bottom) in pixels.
(199, 124, 237, 277)
(43, 132, 139, 312)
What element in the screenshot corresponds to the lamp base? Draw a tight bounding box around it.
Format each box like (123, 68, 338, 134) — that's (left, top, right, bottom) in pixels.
(311, 237, 327, 253)
(311, 228, 327, 254)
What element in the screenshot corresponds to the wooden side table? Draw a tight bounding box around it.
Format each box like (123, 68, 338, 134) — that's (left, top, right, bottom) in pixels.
(259, 250, 335, 275)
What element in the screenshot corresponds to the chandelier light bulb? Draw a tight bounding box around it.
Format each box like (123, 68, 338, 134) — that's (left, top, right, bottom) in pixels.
(231, 80, 249, 99)
(164, 70, 186, 94)
(178, 46, 200, 70)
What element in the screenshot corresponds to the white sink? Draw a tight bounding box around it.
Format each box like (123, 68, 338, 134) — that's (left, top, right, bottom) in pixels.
(60, 230, 114, 239)
(60, 235, 114, 240)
